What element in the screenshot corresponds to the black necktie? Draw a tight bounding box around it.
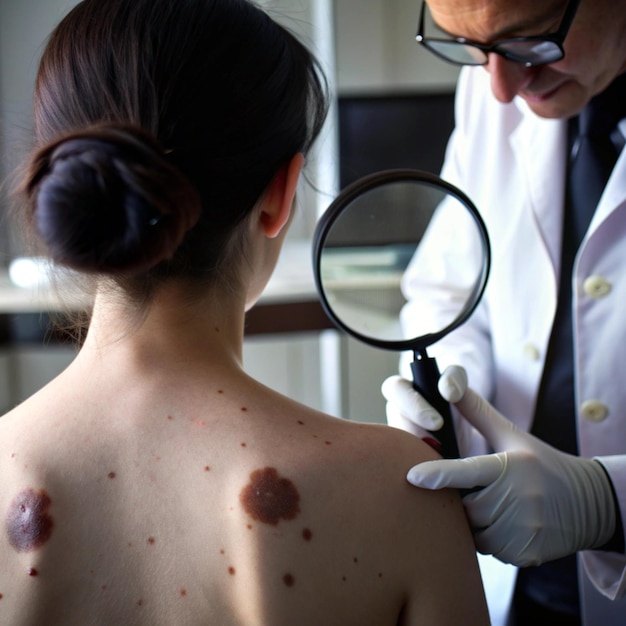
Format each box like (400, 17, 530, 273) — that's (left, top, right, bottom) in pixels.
(568, 100, 620, 243)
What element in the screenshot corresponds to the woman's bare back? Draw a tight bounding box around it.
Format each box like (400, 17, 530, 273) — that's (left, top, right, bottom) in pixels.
(0, 357, 488, 625)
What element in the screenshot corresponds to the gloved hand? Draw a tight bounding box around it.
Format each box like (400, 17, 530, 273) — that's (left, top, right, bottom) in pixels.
(405, 365, 617, 567)
(382, 374, 445, 432)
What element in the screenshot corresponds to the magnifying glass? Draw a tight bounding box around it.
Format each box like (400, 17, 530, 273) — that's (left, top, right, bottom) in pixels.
(313, 169, 490, 459)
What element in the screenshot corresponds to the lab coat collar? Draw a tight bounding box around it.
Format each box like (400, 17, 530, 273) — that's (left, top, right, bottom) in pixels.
(509, 97, 568, 274)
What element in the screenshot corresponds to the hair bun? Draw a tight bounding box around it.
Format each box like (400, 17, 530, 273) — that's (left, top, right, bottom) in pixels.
(24, 125, 201, 273)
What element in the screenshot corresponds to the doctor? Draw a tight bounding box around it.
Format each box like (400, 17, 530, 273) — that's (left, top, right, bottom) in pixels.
(382, 0, 626, 624)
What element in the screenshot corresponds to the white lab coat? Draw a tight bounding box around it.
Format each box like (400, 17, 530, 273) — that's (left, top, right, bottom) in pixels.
(401, 66, 626, 624)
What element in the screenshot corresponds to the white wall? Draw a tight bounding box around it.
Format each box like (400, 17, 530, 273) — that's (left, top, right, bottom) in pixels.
(334, 0, 460, 94)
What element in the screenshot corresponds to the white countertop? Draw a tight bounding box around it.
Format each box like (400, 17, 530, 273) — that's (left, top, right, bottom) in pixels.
(0, 239, 319, 314)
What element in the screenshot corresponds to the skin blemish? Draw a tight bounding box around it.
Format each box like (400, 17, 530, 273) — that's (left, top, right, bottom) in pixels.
(218, 389, 224, 395)
(241, 407, 248, 413)
(167, 415, 174, 421)
(180, 588, 187, 597)
(302, 528, 313, 541)
(0, 593, 4, 599)
(108, 472, 116, 479)
(137, 599, 144, 607)
(247, 524, 253, 530)
(353, 557, 358, 564)
(220, 549, 225, 555)
(147, 537, 156, 545)
(239, 467, 300, 525)
(283, 573, 295, 587)
(28, 568, 38, 577)
(6, 488, 54, 552)
(240, 442, 247, 448)
(204, 466, 211, 472)
(228, 567, 236, 576)
(325, 441, 332, 446)
(342, 576, 347, 582)
(297, 420, 305, 426)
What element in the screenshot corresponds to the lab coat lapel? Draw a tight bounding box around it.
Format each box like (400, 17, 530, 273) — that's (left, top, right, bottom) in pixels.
(510, 107, 568, 275)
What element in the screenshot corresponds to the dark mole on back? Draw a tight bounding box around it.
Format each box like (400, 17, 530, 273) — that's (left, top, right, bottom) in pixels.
(239, 467, 300, 525)
(6, 488, 54, 552)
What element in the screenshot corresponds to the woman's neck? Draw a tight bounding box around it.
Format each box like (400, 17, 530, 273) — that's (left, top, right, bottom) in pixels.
(78, 282, 247, 378)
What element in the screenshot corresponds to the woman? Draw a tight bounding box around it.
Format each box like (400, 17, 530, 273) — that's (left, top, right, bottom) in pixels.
(0, 1, 488, 624)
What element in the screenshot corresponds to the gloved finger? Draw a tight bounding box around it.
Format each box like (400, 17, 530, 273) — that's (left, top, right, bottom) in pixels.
(437, 364, 468, 403)
(453, 387, 529, 452)
(381, 375, 444, 430)
(386, 401, 435, 439)
(406, 454, 504, 490)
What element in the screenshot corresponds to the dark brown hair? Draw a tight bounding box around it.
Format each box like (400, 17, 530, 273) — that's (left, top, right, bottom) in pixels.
(20, 0, 328, 294)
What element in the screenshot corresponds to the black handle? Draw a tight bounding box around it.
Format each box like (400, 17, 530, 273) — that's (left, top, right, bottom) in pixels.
(410, 354, 460, 459)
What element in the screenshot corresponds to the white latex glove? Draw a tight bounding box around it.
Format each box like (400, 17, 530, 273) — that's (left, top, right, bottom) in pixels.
(382, 374, 446, 451)
(406, 365, 617, 567)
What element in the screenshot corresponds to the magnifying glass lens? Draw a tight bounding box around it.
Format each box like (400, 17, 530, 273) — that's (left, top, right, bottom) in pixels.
(317, 178, 486, 347)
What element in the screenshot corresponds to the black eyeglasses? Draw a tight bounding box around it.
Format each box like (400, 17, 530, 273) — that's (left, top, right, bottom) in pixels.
(416, 0, 580, 67)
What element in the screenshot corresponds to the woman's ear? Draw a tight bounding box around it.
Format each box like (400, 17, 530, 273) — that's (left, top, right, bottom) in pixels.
(259, 153, 304, 238)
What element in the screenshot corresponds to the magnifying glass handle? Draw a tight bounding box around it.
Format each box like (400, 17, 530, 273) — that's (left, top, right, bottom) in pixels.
(410, 356, 460, 459)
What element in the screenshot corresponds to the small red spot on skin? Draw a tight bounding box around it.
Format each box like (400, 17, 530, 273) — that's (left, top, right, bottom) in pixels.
(204, 466, 211, 472)
(167, 415, 174, 421)
(241, 407, 248, 412)
(10, 453, 16, 458)
(239, 467, 300, 525)
(137, 599, 144, 607)
(28, 568, 38, 577)
(218, 390, 224, 395)
(6, 488, 54, 552)
(147, 537, 155, 545)
(101, 585, 107, 591)
(240, 443, 247, 448)
(128, 542, 133, 547)
(180, 588, 187, 597)
(247, 524, 253, 530)
(220, 549, 225, 555)
(0, 593, 4, 599)
(155, 456, 161, 462)
(297, 420, 304, 425)
(302, 528, 313, 541)
(228, 567, 236, 576)
(325, 441, 332, 445)
(283, 573, 295, 587)
(108, 472, 116, 479)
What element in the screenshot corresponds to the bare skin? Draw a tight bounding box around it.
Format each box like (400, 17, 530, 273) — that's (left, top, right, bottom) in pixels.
(426, 0, 626, 118)
(0, 159, 489, 625)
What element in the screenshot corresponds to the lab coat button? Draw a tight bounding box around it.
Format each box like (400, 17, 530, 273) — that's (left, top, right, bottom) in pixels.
(523, 343, 540, 361)
(580, 401, 609, 422)
(583, 276, 612, 299)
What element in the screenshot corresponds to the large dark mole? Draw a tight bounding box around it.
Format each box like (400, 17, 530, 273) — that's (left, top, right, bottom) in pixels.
(6, 488, 54, 552)
(240, 467, 300, 525)
(283, 573, 295, 587)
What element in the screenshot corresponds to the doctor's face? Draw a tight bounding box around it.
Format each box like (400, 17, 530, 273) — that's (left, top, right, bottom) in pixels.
(425, 0, 626, 119)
